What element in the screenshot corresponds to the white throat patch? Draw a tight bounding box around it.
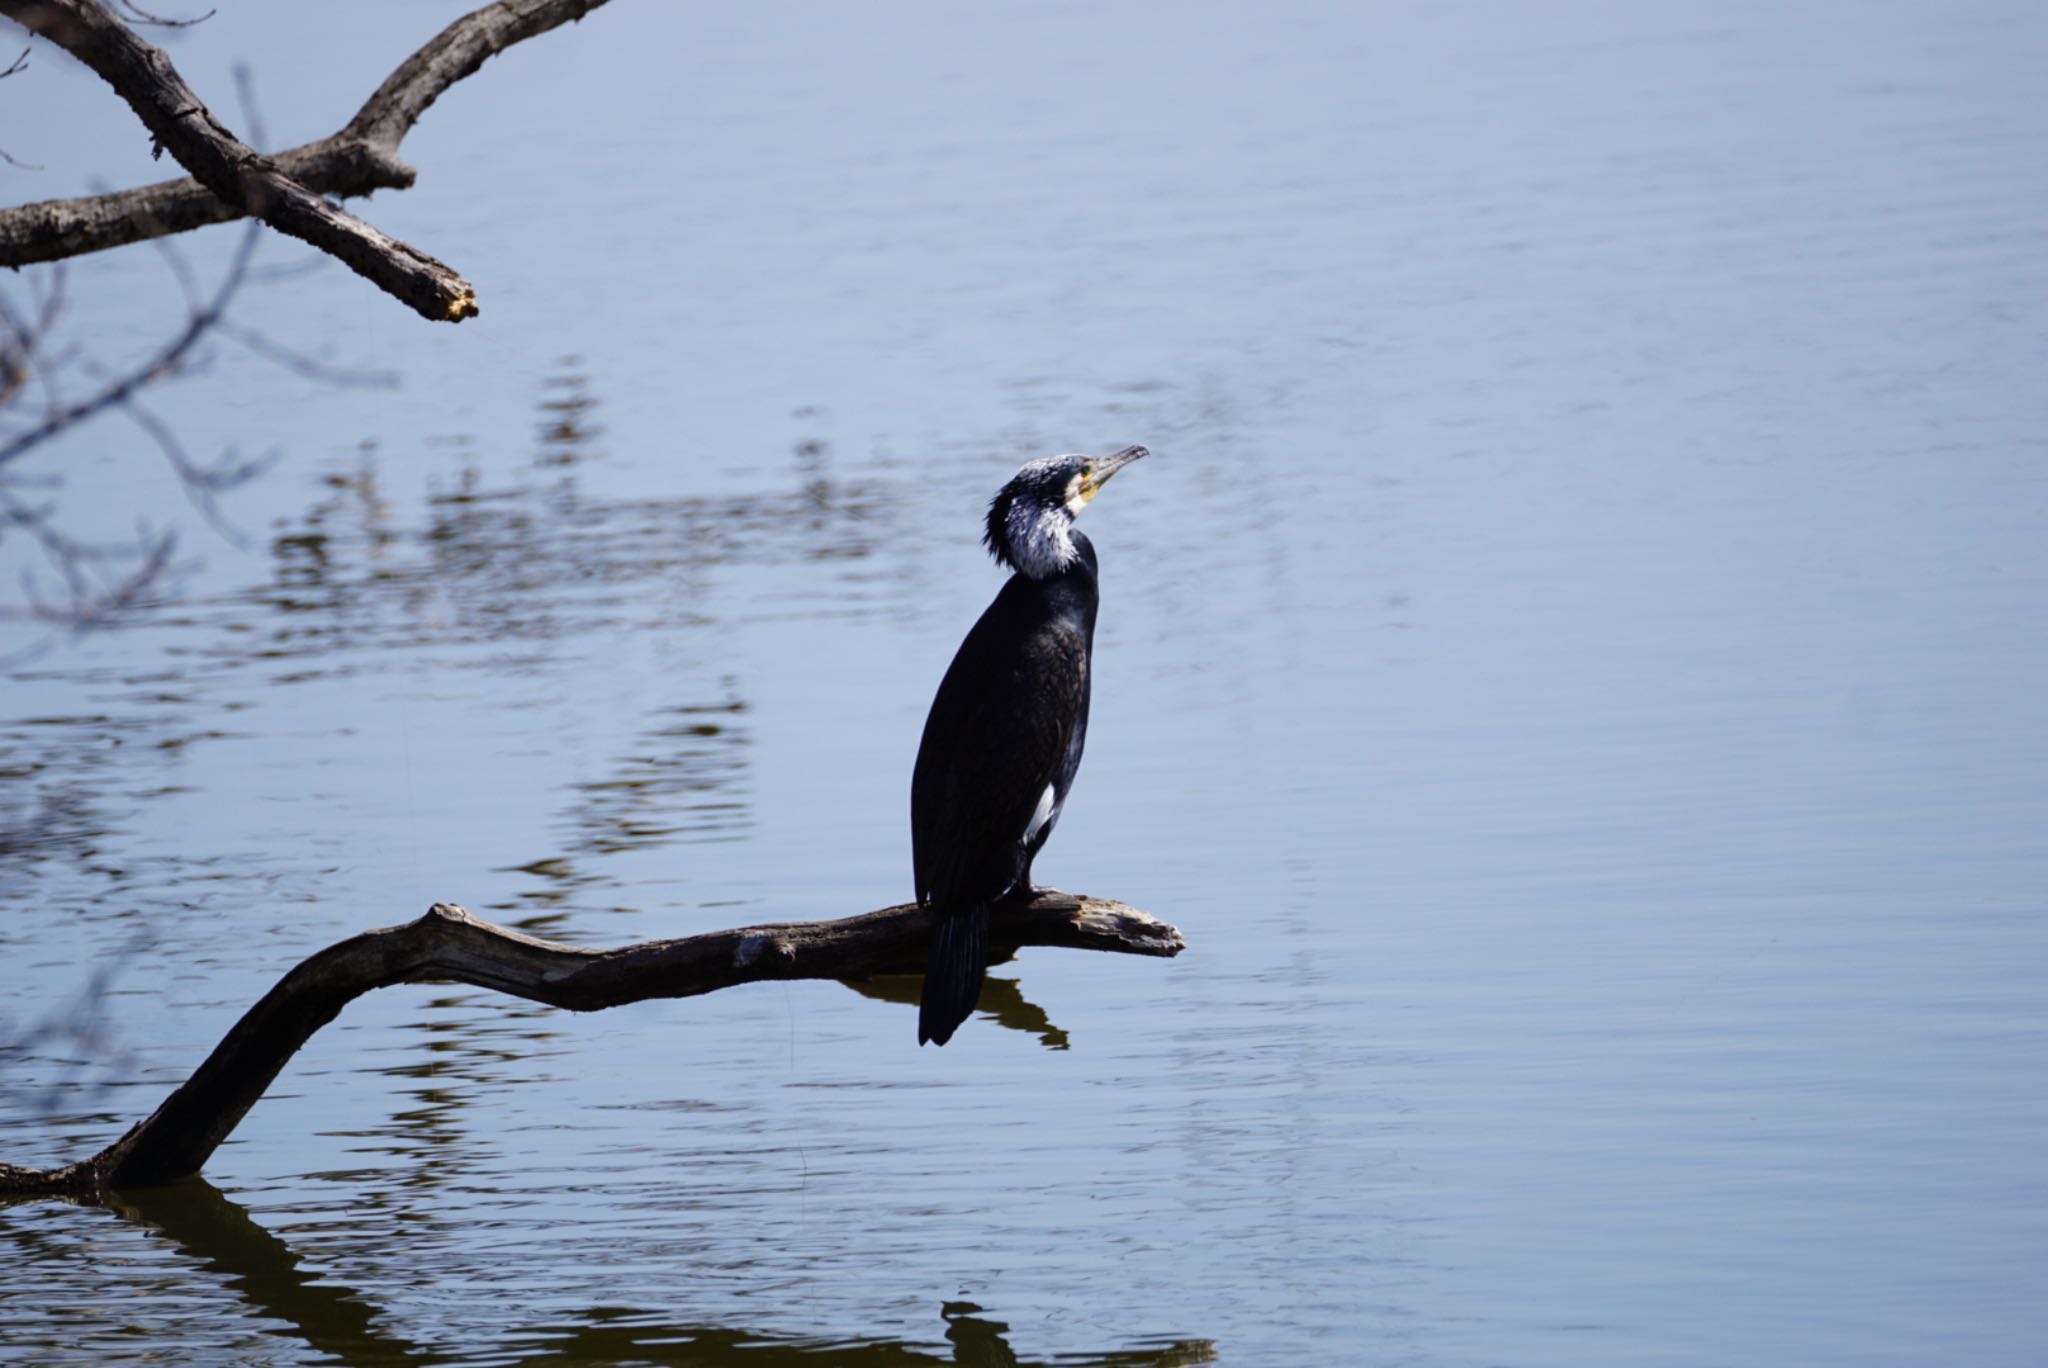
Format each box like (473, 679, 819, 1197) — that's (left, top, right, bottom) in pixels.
(1005, 495, 1079, 578)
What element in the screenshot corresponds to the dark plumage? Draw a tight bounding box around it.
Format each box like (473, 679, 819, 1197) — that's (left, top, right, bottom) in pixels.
(912, 446, 1149, 1045)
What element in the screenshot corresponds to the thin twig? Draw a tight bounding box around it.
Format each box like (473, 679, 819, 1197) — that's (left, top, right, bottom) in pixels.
(114, 0, 214, 27)
(215, 320, 398, 388)
(0, 218, 256, 470)
(115, 395, 252, 546)
(0, 211, 358, 636)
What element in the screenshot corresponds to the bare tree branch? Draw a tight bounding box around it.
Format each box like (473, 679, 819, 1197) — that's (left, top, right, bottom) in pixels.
(111, 0, 211, 27)
(0, 891, 1184, 1198)
(0, 483, 178, 647)
(340, 0, 604, 150)
(0, 46, 38, 168)
(0, 0, 610, 313)
(0, 0, 483, 320)
(0, 213, 386, 642)
(0, 216, 256, 469)
(211, 318, 396, 386)
(112, 392, 268, 545)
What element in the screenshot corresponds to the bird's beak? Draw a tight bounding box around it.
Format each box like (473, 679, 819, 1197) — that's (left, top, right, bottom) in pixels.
(1079, 445, 1149, 500)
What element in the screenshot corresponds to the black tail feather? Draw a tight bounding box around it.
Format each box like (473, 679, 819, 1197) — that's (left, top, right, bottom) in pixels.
(918, 904, 988, 1046)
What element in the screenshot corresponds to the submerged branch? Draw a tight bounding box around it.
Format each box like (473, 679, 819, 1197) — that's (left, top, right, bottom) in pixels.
(0, 890, 1182, 1198)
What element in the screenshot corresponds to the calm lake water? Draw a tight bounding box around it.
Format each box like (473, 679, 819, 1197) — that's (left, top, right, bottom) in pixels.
(5, 2, 2046, 1363)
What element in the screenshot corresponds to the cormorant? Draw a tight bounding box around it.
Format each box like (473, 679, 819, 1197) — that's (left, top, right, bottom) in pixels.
(912, 445, 1150, 1046)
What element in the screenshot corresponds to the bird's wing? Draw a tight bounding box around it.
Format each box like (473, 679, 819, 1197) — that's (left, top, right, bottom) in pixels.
(912, 617, 1087, 907)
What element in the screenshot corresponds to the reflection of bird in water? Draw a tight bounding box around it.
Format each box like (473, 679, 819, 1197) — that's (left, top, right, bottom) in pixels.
(912, 446, 1150, 1046)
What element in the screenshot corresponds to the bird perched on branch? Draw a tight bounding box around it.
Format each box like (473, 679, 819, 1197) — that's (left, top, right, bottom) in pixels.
(912, 445, 1150, 1045)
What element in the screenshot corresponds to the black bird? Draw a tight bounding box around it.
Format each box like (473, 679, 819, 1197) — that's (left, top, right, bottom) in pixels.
(912, 445, 1150, 1046)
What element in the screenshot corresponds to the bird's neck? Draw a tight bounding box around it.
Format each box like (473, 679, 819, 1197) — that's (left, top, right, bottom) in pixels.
(1003, 502, 1085, 579)
(1014, 530, 1098, 595)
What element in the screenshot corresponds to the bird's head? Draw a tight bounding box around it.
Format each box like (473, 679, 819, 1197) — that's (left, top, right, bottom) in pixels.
(983, 445, 1149, 578)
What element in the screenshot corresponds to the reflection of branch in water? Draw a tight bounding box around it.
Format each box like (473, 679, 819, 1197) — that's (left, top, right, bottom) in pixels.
(511, 1306, 1217, 1368)
(497, 689, 755, 917)
(535, 358, 603, 468)
(841, 973, 1070, 1051)
(569, 693, 753, 855)
(88, 1176, 1215, 1367)
(106, 1178, 428, 1368)
(317, 991, 548, 1201)
(248, 444, 908, 663)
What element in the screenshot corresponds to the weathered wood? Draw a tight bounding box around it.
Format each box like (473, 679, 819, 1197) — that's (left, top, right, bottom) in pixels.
(342, 0, 607, 151)
(0, 0, 613, 317)
(0, 890, 1182, 1198)
(0, 140, 412, 266)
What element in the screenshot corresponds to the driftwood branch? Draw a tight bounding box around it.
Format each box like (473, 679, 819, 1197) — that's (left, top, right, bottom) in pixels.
(0, 890, 1183, 1198)
(0, 0, 612, 318)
